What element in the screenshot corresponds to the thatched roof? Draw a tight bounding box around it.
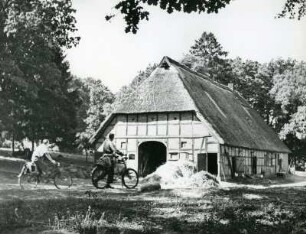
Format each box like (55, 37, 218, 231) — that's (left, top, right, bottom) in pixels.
(114, 60, 196, 114)
(91, 57, 290, 153)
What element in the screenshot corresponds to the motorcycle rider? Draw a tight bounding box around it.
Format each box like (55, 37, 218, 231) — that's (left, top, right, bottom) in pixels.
(99, 133, 123, 189)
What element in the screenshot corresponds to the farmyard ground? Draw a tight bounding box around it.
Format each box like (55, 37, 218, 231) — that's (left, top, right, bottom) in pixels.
(1, 170, 306, 234)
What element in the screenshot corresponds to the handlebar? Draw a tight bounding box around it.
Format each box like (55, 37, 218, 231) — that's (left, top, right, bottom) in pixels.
(100, 153, 128, 161)
(117, 155, 128, 163)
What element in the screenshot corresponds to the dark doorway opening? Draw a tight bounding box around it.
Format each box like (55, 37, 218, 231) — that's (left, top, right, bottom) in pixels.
(138, 141, 167, 177)
(252, 157, 257, 174)
(232, 156, 237, 174)
(197, 153, 207, 171)
(207, 153, 218, 175)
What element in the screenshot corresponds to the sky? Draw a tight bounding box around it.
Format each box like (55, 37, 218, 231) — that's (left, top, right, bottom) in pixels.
(66, 0, 306, 92)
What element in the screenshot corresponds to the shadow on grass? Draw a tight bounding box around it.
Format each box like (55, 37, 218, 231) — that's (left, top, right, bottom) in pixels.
(1, 186, 306, 233)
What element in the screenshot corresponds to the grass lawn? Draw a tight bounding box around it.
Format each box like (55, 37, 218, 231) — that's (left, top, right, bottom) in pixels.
(1, 170, 306, 234)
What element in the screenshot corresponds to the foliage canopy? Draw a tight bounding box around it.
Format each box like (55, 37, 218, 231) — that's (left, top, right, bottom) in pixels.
(107, 0, 306, 33)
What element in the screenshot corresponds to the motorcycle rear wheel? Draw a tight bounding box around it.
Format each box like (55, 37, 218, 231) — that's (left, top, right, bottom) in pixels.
(91, 166, 108, 189)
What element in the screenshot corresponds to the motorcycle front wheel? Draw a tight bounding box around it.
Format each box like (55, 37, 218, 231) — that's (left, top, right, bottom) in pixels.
(122, 168, 139, 189)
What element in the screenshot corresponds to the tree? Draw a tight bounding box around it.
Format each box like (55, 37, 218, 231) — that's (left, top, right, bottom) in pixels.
(73, 77, 114, 147)
(75, 131, 92, 161)
(278, 0, 306, 20)
(83, 78, 115, 135)
(182, 32, 232, 84)
(270, 61, 306, 160)
(227, 58, 275, 124)
(74, 77, 114, 154)
(107, 0, 305, 33)
(271, 61, 306, 132)
(0, 0, 80, 150)
(107, 0, 231, 33)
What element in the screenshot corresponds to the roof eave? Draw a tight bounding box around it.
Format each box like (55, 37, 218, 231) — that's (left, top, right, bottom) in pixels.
(89, 114, 114, 145)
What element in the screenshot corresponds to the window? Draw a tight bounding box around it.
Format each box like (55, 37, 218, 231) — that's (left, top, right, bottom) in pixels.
(120, 142, 126, 149)
(128, 154, 135, 160)
(180, 139, 192, 149)
(181, 141, 187, 148)
(169, 152, 179, 161)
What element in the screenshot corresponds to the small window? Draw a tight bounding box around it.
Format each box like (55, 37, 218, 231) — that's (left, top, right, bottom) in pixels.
(180, 141, 187, 148)
(121, 142, 126, 149)
(169, 152, 179, 161)
(128, 154, 135, 160)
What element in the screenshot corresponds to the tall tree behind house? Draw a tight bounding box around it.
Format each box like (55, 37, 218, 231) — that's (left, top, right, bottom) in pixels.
(182, 32, 232, 85)
(74, 77, 115, 154)
(180, 31, 306, 160)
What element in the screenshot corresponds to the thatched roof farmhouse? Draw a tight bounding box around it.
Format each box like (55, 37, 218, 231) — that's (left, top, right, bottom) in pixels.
(90, 56, 290, 180)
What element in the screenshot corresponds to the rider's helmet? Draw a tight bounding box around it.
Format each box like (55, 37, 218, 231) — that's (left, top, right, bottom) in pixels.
(42, 139, 49, 145)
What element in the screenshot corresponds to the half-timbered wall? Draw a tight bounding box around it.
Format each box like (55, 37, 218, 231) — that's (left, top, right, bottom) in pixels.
(94, 111, 219, 171)
(94, 111, 288, 179)
(219, 145, 288, 180)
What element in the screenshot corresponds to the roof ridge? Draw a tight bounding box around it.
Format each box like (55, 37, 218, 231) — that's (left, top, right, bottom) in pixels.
(161, 56, 234, 93)
(162, 56, 252, 108)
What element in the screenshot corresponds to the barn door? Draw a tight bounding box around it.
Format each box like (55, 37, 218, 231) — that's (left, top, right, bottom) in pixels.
(207, 153, 218, 175)
(197, 153, 207, 171)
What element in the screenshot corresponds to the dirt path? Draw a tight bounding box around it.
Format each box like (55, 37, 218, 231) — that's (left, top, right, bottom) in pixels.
(2, 156, 306, 234)
(220, 179, 306, 189)
(0, 170, 136, 204)
(2, 168, 306, 234)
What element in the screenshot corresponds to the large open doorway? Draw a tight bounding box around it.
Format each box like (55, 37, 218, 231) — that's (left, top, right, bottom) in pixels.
(138, 141, 167, 177)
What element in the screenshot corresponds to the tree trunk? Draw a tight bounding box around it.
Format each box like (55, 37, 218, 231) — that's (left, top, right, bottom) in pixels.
(31, 128, 35, 151)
